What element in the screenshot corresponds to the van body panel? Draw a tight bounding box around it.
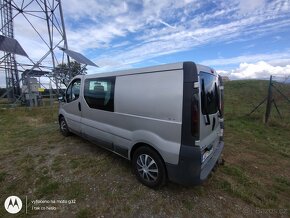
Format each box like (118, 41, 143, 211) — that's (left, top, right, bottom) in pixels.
(81, 116, 114, 146)
(111, 112, 182, 164)
(115, 69, 183, 122)
(63, 107, 81, 134)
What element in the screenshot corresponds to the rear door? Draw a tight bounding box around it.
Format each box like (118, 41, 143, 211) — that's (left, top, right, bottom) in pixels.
(198, 71, 221, 162)
(63, 78, 82, 134)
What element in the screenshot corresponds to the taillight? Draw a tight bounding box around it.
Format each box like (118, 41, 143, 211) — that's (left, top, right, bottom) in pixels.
(191, 94, 199, 138)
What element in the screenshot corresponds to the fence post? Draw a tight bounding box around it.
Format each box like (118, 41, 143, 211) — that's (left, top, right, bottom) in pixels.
(264, 75, 273, 123)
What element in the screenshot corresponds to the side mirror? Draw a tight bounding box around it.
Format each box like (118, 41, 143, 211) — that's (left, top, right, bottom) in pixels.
(58, 96, 65, 102)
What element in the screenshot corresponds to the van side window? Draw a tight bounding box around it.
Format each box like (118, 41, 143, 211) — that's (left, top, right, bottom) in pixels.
(84, 77, 115, 112)
(66, 79, 81, 103)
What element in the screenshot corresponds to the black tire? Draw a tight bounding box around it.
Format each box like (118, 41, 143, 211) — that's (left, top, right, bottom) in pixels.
(132, 146, 167, 188)
(59, 117, 70, 137)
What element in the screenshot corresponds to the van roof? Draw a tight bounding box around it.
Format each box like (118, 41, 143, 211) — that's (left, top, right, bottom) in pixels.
(77, 61, 211, 79)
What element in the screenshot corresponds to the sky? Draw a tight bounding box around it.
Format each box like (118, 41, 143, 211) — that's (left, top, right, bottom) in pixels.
(1, 0, 290, 87)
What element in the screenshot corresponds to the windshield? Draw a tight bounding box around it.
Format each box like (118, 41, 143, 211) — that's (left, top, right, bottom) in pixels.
(200, 72, 218, 115)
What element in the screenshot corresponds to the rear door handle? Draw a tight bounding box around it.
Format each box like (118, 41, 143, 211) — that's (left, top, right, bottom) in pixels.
(78, 102, 81, 111)
(204, 114, 210, 125)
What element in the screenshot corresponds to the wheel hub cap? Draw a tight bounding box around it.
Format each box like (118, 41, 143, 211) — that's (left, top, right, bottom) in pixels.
(137, 154, 159, 182)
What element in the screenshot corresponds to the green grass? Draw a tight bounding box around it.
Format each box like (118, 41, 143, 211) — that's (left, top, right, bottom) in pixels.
(36, 181, 60, 197)
(76, 208, 92, 218)
(0, 80, 289, 217)
(273, 177, 290, 193)
(65, 182, 86, 199)
(0, 171, 7, 182)
(218, 80, 290, 209)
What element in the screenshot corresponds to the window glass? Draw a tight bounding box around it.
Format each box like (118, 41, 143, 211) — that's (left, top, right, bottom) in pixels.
(84, 77, 115, 111)
(66, 79, 81, 103)
(200, 72, 218, 115)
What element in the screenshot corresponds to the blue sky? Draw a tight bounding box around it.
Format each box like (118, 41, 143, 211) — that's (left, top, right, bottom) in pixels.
(61, 0, 290, 79)
(1, 0, 290, 87)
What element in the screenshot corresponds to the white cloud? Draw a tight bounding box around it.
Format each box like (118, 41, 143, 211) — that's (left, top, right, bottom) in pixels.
(239, 0, 266, 14)
(158, 19, 176, 29)
(218, 61, 290, 80)
(269, 58, 290, 67)
(201, 52, 290, 66)
(73, 0, 290, 67)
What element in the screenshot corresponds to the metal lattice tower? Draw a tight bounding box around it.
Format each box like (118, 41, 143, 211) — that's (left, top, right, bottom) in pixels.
(0, 0, 20, 102)
(0, 0, 97, 106)
(0, 0, 70, 105)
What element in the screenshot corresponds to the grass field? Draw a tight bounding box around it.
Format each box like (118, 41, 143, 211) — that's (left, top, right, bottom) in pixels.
(0, 80, 289, 217)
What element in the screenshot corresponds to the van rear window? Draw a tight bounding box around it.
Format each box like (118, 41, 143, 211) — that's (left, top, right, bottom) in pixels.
(200, 72, 218, 115)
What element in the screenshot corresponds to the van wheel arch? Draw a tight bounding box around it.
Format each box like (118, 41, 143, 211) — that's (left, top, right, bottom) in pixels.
(130, 143, 157, 160)
(58, 114, 64, 124)
(59, 115, 70, 136)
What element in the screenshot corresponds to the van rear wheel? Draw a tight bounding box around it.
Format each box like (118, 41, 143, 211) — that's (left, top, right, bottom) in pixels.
(132, 146, 167, 188)
(59, 117, 70, 137)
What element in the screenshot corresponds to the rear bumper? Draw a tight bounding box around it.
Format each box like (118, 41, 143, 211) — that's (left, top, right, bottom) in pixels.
(166, 141, 224, 185)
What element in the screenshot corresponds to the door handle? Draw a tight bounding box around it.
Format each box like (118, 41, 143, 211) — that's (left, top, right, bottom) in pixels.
(78, 102, 81, 111)
(205, 114, 210, 125)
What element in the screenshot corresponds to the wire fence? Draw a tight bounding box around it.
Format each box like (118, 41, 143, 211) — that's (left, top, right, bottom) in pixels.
(249, 75, 290, 124)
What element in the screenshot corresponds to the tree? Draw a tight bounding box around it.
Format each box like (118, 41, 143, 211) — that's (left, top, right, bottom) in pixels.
(54, 61, 87, 86)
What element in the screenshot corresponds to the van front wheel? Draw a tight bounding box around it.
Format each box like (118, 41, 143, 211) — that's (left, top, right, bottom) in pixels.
(59, 117, 70, 137)
(132, 147, 167, 188)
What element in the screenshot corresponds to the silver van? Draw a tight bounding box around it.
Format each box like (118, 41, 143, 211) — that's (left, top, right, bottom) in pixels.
(59, 62, 224, 188)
